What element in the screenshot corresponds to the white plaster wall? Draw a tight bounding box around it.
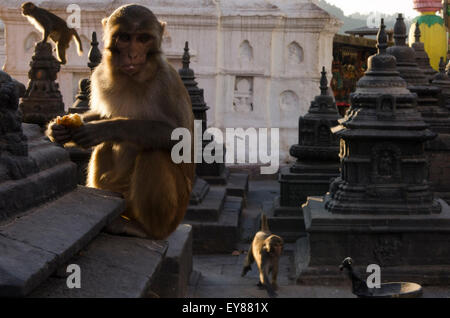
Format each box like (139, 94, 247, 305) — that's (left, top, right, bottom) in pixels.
(0, 0, 342, 163)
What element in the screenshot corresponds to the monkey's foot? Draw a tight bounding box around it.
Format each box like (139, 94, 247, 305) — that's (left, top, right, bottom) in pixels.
(257, 281, 264, 289)
(104, 216, 148, 238)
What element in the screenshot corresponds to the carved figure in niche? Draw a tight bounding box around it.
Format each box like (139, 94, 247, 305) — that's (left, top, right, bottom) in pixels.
(233, 77, 253, 112)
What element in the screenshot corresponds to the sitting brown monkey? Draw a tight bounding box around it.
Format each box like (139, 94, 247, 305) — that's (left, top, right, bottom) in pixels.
(21, 2, 83, 64)
(242, 213, 284, 298)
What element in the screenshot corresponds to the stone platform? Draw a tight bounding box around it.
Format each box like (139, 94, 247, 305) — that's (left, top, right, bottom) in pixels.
(296, 196, 450, 285)
(186, 193, 243, 254)
(0, 186, 125, 297)
(31, 224, 193, 298)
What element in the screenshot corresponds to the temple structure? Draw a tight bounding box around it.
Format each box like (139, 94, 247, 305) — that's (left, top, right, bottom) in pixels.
(297, 20, 450, 284)
(0, 0, 341, 161)
(411, 22, 437, 81)
(268, 67, 340, 242)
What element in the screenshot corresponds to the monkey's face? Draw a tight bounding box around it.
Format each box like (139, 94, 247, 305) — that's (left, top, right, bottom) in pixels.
(265, 236, 284, 257)
(103, 5, 165, 77)
(114, 32, 158, 75)
(21, 2, 36, 15)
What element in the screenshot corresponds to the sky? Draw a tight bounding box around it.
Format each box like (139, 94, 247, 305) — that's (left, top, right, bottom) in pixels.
(324, 0, 423, 18)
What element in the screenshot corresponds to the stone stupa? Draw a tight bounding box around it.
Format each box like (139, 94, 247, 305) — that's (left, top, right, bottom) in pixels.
(268, 67, 340, 242)
(297, 20, 450, 284)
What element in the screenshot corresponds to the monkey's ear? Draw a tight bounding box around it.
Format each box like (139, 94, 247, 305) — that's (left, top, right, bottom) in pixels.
(102, 17, 109, 28)
(159, 20, 167, 35)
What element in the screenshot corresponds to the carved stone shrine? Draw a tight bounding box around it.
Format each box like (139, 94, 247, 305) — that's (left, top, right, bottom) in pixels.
(69, 32, 102, 114)
(432, 57, 450, 112)
(19, 42, 65, 126)
(298, 20, 450, 285)
(180, 42, 246, 253)
(387, 14, 450, 201)
(411, 21, 437, 82)
(268, 67, 340, 242)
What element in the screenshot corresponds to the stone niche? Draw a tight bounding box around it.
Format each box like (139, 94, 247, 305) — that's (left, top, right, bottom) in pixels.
(0, 0, 342, 162)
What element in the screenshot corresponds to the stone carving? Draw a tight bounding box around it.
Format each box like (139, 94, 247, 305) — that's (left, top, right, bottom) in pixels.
(233, 77, 253, 112)
(371, 143, 401, 182)
(278, 67, 340, 208)
(239, 40, 253, 62)
(279, 90, 299, 112)
(411, 22, 437, 81)
(69, 32, 102, 114)
(0, 71, 36, 180)
(19, 42, 65, 126)
(288, 42, 303, 64)
(327, 19, 438, 215)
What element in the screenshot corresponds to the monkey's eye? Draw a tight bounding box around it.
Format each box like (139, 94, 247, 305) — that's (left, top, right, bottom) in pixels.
(137, 34, 154, 43)
(117, 33, 131, 42)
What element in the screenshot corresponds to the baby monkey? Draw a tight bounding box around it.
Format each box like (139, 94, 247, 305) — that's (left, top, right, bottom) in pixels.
(21, 2, 83, 64)
(242, 213, 284, 297)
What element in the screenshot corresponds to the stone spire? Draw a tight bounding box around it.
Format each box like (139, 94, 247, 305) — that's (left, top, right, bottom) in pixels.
(178, 41, 226, 180)
(69, 32, 103, 114)
(178, 41, 209, 133)
(327, 18, 438, 215)
(411, 21, 438, 81)
(278, 67, 340, 208)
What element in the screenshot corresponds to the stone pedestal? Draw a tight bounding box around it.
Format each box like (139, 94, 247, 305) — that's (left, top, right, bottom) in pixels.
(269, 68, 340, 242)
(19, 42, 65, 126)
(298, 196, 450, 285)
(298, 20, 450, 285)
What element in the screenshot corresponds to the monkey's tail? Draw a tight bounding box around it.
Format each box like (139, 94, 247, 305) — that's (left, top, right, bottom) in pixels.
(260, 213, 270, 232)
(72, 29, 83, 56)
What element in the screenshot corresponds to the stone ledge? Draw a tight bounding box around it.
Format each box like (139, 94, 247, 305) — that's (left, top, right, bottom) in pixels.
(30, 233, 167, 298)
(151, 224, 193, 298)
(0, 186, 125, 297)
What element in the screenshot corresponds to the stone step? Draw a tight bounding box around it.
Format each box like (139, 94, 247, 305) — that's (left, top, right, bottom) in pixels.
(187, 196, 243, 254)
(185, 187, 226, 222)
(0, 186, 125, 297)
(29, 233, 167, 297)
(226, 172, 249, 198)
(151, 224, 193, 298)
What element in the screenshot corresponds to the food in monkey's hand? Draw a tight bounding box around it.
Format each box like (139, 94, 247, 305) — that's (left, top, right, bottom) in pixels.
(56, 114, 84, 128)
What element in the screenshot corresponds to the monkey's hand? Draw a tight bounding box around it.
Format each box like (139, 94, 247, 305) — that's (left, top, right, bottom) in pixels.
(46, 123, 72, 145)
(71, 121, 113, 148)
